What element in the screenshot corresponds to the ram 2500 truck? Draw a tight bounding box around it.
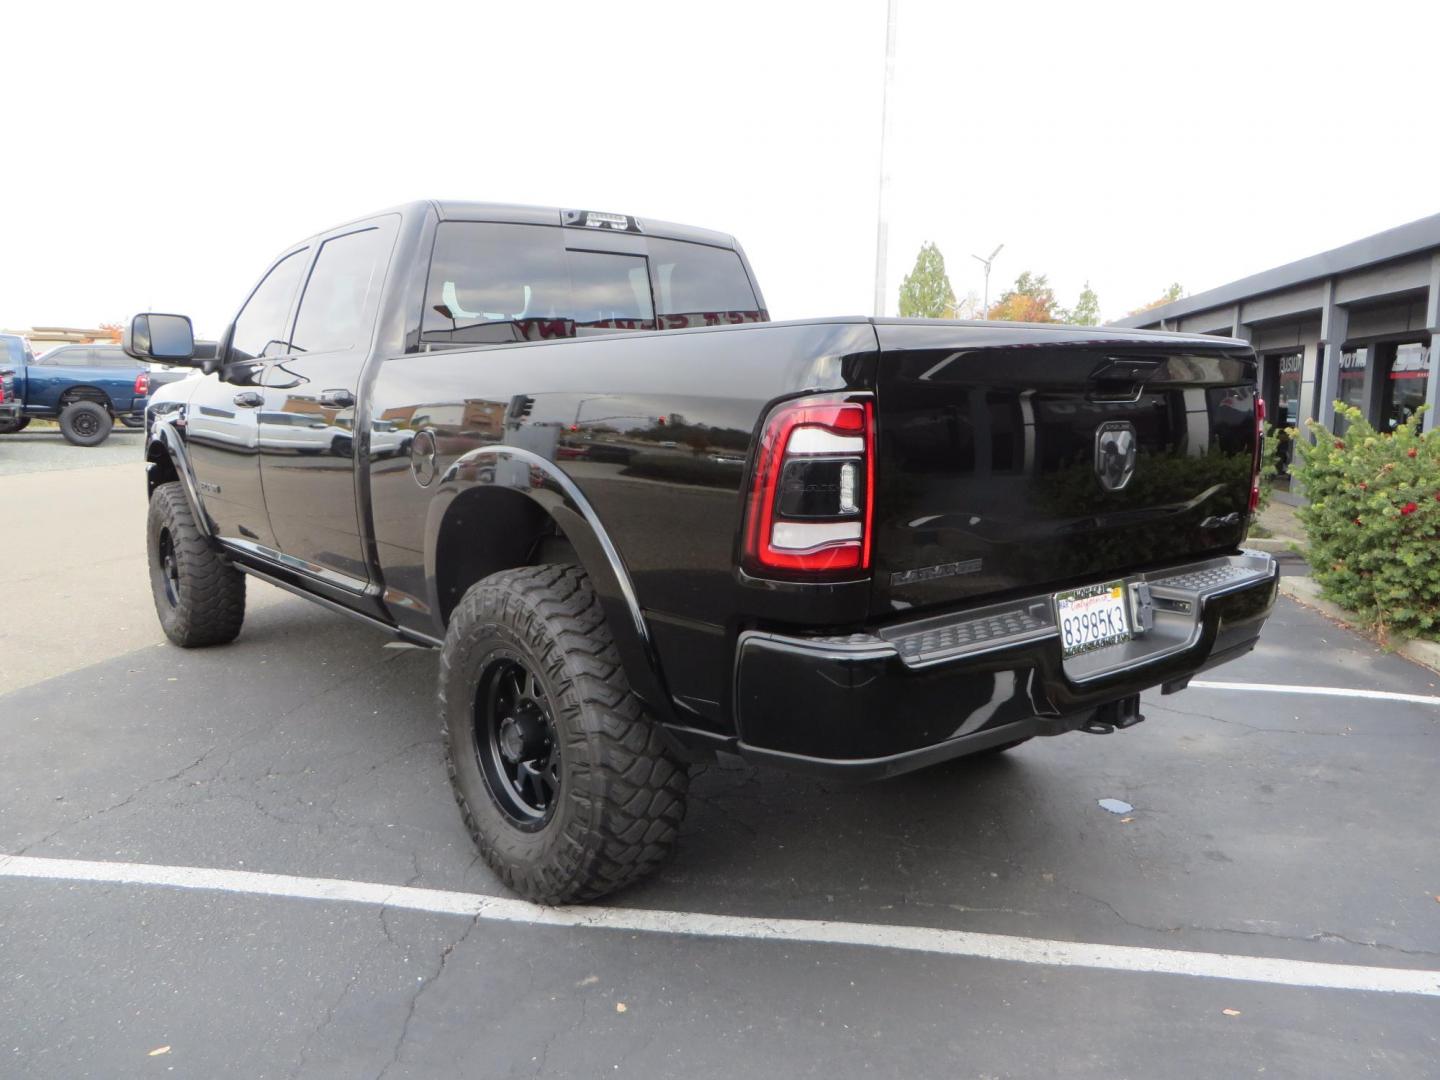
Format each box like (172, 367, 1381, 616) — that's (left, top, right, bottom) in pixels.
(125, 200, 1278, 903)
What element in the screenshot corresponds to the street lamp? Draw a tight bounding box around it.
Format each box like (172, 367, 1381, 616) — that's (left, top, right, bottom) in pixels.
(972, 243, 1003, 319)
(872, 0, 898, 317)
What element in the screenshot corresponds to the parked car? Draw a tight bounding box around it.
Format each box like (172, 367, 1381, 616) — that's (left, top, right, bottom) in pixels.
(0, 342, 149, 445)
(0, 334, 28, 429)
(127, 200, 1278, 903)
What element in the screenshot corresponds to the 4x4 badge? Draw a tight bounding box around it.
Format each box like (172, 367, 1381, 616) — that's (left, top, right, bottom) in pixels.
(1095, 421, 1137, 492)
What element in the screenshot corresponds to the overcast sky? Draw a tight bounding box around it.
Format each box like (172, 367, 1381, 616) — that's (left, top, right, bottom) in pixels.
(5, 0, 1439, 336)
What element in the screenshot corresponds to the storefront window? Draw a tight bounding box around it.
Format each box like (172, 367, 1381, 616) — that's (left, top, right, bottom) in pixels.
(1266, 352, 1303, 484)
(1336, 347, 1368, 433)
(1381, 342, 1430, 432)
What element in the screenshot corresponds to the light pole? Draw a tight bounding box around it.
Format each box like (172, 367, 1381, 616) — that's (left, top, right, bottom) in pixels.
(972, 243, 1003, 319)
(872, 0, 898, 317)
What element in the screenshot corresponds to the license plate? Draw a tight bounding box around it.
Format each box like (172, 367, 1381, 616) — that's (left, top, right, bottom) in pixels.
(1055, 581, 1132, 658)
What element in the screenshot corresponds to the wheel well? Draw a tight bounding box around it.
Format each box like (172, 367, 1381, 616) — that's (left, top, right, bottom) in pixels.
(59, 386, 114, 412)
(146, 443, 180, 497)
(433, 487, 579, 626)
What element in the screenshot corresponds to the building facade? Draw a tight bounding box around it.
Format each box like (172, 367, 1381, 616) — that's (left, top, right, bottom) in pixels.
(1113, 215, 1440, 454)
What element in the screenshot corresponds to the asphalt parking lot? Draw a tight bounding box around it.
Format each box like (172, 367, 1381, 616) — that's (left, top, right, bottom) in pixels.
(2, 434, 1438, 1079)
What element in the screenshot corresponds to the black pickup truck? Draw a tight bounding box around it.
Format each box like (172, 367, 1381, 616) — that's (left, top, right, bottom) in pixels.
(125, 200, 1278, 902)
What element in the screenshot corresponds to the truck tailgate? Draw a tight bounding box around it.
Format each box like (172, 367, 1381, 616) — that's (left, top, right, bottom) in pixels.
(870, 322, 1259, 616)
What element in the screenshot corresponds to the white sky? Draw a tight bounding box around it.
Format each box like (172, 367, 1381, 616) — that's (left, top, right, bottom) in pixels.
(5, 0, 1440, 335)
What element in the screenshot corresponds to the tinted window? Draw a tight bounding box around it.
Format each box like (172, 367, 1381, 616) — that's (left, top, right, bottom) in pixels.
(46, 349, 92, 367)
(291, 228, 389, 354)
(647, 238, 762, 329)
(566, 250, 654, 334)
(231, 249, 309, 362)
(423, 223, 573, 345)
(93, 349, 133, 369)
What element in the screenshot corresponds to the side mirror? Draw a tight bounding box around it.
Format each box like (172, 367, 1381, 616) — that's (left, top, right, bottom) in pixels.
(124, 313, 198, 364)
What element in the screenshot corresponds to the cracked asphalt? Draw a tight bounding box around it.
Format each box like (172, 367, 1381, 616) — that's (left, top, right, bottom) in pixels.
(3, 442, 1440, 1078)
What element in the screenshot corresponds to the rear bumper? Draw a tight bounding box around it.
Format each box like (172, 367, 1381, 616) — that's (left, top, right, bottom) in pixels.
(732, 551, 1279, 779)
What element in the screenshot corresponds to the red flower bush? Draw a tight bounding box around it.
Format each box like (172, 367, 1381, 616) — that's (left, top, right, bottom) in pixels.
(1297, 404, 1438, 641)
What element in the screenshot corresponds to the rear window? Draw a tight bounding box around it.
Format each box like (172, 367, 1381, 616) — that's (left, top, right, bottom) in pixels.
(420, 222, 763, 347)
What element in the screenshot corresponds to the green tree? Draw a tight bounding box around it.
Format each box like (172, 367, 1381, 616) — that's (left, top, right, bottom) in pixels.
(1064, 281, 1101, 325)
(1128, 282, 1184, 316)
(898, 242, 957, 318)
(986, 271, 1060, 322)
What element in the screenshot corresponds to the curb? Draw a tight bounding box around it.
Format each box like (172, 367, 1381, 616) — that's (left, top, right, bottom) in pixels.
(1277, 577, 1440, 674)
(1244, 535, 1304, 554)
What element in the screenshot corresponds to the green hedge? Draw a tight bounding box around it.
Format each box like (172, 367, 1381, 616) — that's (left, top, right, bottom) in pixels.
(1295, 404, 1439, 642)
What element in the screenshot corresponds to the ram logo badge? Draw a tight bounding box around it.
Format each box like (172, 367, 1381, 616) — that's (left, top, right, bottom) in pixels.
(1095, 421, 1137, 492)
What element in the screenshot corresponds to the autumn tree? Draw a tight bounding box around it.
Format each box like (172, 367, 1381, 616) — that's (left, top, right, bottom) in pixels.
(99, 322, 125, 344)
(986, 271, 1061, 322)
(1127, 282, 1184, 316)
(898, 242, 957, 318)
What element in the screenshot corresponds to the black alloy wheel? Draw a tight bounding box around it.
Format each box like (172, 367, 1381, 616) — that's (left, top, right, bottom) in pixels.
(157, 528, 181, 608)
(475, 653, 561, 827)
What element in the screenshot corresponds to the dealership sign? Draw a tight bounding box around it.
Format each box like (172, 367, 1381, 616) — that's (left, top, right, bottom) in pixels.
(1391, 343, 1431, 380)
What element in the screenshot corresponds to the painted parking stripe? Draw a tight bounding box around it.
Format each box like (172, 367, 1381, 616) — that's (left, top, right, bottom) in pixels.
(3, 854, 1437, 997)
(1189, 681, 1440, 707)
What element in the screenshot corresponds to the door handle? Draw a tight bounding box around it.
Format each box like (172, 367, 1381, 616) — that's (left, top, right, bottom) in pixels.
(232, 391, 264, 408)
(319, 388, 356, 409)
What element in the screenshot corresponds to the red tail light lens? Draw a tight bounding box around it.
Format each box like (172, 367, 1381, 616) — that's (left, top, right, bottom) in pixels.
(1249, 395, 1266, 512)
(743, 394, 875, 575)
(134, 371, 150, 396)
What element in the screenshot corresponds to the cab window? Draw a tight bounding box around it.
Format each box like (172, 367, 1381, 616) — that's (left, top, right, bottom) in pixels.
(291, 228, 389, 355)
(230, 249, 310, 363)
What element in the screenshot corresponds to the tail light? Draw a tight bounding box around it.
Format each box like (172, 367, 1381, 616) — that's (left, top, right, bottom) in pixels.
(1249, 395, 1266, 512)
(134, 371, 150, 396)
(742, 394, 875, 575)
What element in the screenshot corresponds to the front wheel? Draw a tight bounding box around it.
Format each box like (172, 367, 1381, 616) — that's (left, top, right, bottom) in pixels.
(59, 401, 112, 446)
(440, 564, 688, 903)
(119, 414, 146, 429)
(147, 481, 246, 646)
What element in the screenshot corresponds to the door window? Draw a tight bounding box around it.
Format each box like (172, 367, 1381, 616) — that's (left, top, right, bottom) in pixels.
(45, 349, 92, 367)
(290, 228, 389, 355)
(422, 223, 574, 345)
(230, 249, 310, 363)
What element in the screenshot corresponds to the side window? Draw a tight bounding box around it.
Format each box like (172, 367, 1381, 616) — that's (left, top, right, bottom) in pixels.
(422, 223, 572, 345)
(49, 349, 91, 367)
(230, 249, 310, 363)
(95, 351, 132, 369)
(291, 228, 389, 355)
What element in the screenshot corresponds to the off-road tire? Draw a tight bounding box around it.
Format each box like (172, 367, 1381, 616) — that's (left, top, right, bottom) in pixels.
(147, 481, 246, 647)
(0, 417, 29, 434)
(59, 401, 112, 447)
(440, 564, 688, 903)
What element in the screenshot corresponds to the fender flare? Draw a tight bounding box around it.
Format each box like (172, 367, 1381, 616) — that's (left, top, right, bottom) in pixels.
(423, 444, 676, 726)
(145, 416, 215, 539)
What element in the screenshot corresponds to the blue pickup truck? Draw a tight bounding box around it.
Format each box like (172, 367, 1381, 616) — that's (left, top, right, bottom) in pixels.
(0, 336, 190, 446)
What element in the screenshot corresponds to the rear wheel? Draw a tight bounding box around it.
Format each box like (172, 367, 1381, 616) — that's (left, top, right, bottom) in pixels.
(147, 481, 246, 646)
(0, 417, 29, 434)
(59, 401, 112, 446)
(440, 564, 688, 903)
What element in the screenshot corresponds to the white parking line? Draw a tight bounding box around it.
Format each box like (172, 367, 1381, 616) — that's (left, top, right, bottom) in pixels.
(1189, 681, 1440, 707)
(3, 853, 1437, 997)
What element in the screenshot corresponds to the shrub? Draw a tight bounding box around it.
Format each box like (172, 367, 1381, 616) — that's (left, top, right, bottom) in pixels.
(1294, 404, 1439, 642)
